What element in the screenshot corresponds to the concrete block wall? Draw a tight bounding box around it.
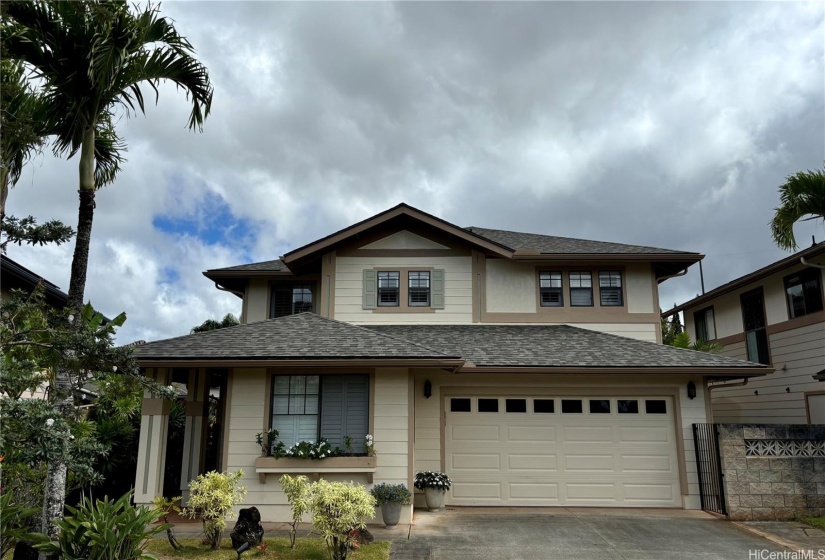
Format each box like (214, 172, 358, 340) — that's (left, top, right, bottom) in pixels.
(717, 424, 825, 520)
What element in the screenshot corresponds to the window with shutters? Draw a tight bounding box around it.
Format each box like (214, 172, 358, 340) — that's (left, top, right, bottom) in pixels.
(539, 271, 563, 307)
(270, 284, 313, 318)
(270, 374, 370, 454)
(363, 268, 445, 311)
(569, 272, 593, 307)
(598, 271, 623, 306)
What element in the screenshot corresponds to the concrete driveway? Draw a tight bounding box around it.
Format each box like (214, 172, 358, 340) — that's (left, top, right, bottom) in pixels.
(386, 508, 790, 560)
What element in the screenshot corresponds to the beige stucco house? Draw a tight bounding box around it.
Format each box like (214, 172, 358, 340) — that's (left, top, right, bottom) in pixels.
(132, 204, 768, 523)
(665, 242, 825, 425)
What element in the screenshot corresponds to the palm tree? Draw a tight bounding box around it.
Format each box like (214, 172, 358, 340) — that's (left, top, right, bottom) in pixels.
(770, 167, 825, 251)
(2, 0, 212, 544)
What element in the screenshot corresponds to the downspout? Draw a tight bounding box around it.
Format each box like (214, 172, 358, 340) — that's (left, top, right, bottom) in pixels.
(657, 267, 689, 284)
(800, 257, 825, 270)
(705, 378, 749, 423)
(214, 282, 246, 321)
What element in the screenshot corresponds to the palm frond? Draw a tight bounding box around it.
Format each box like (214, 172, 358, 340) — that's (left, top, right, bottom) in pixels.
(770, 167, 825, 250)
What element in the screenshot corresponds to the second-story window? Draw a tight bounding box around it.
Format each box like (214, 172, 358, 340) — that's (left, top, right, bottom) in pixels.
(408, 271, 431, 306)
(271, 285, 313, 318)
(784, 269, 823, 319)
(378, 271, 400, 306)
(599, 271, 623, 306)
(569, 272, 593, 306)
(694, 307, 716, 341)
(741, 288, 770, 365)
(539, 271, 563, 306)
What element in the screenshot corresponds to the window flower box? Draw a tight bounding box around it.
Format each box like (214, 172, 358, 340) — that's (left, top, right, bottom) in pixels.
(254, 455, 377, 484)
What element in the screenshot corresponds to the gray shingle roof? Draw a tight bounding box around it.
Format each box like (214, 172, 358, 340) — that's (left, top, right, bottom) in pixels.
(366, 324, 765, 369)
(132, 313, 459, 360)
(465, 227, 695, 255)
(207, 259, 287, 273)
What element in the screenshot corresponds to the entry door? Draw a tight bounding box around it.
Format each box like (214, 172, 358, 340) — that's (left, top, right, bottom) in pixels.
(445, 394, 682, 507)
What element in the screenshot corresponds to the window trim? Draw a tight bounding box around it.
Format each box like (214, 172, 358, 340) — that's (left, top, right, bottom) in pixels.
(783, 268, 824, 320)
(377, 270, 401, 307)
(408, 270, 431, 307)
(371, 267, 437, 313)
(598, 270, 624, 307)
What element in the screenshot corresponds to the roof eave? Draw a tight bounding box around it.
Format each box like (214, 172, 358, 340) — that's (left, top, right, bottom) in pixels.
(511, 253, 703, 262)
(136, 357, 465, 369)
(203, 270, 293, 280)
(456, 365, 772, 376)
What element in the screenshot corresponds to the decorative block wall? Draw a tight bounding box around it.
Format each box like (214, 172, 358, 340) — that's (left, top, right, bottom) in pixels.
(717, 424, 825, 521)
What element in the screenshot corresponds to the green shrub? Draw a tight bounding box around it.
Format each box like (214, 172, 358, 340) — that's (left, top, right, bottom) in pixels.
(370, 483, 411, 506)
(0, 492, 42, 557)
(184, 470, 247, 550)
(308, 479, 376, 560)
(279, 474, 311, 549)
(35, 492, 163, 560)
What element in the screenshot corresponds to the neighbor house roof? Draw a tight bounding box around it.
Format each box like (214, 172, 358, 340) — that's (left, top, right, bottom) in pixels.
(205, 259, 289, 276)
(663, 242, 825, 317)
(132, 313, 462, 366)
(1, 254, 68, 308)
(367, 324, 768, 375)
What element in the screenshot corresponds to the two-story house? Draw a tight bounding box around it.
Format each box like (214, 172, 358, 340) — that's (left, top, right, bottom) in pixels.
(664, 242, 825, 425)
(132, 204, 767, 522)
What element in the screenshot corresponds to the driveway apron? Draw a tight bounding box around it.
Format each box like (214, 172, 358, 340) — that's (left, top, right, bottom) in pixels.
(388, 509, 791, 560)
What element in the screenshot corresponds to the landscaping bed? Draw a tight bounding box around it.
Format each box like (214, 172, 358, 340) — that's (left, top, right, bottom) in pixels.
(145, 537, 390, 560)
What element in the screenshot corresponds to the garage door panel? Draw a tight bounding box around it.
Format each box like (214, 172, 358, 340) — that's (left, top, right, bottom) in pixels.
(451, 424, 500, 442)
(621, 454, 673, 472)
(565, 483, 617, 501)
(508, 454, 558, 471)
(452, 483, 501, 499)
(562, 426, 613, 443)
(620, 426, 671, 443)
(507, 425, 556, 443)
(509, 483, 558, 500)
(451, 453, 500, 470)
(623, 483, 676, 501)
(564, 454, 615, 472)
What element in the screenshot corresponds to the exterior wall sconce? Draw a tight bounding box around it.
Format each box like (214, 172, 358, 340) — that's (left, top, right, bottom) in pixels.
(687, 381, 696, 400)
(424, 380, 432, 399)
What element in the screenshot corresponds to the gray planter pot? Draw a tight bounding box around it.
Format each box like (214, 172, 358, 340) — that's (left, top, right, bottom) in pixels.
(381, 501, 403, 528)
(423, 488, 446, 511)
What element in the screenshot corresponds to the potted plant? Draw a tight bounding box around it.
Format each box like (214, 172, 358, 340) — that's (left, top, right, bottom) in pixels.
(414, 471, 451, 511)
(370, 483, 411, 528)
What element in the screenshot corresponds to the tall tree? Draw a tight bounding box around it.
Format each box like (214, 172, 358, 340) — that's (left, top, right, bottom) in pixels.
(2, 0, 212, 546)
(191, 313, 240, 333)
(770, 167, 825, 251)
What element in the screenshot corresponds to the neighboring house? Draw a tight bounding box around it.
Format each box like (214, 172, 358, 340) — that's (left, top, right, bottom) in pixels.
(132, 204, 768, 522)
(664, 242, 825, 425)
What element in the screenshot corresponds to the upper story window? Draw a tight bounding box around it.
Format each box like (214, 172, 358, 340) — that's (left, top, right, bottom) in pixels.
(377, 271, 400, 306)
(408, 271, 431, 306)
(271, 284, 313, 318)
(694, 307, 716, 341)
(539, 271, 563, 307)
(569, 272, 593, 306)
(741, 288, 770, 365)
(784, 269, 823, 319)
(598, 271, 623, 306)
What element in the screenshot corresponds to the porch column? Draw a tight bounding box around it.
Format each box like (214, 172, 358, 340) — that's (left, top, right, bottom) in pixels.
(134, 368, 171, 504)
(180, 368, 208, 502)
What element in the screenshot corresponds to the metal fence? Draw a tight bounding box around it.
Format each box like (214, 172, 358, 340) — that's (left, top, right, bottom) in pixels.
(692, 423, 727, 515)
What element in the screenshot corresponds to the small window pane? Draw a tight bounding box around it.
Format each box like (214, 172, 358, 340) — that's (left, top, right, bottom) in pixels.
(561, 399, 583, 413)
(290, 376, 306, 394)
(306, 376, 320, 394)
(478, 398, 499, 413)
(289, 395, 305, 414)
(506, 399, 527, 413)
(273, 395, 289, 415)
(589, 399, 610, 414)
(618, 400, 639, 414)
(305, 395, 319, 415)
(645, 400, 667, 414)
(451, 398, 471, 412)
(534, 399, 555, 413)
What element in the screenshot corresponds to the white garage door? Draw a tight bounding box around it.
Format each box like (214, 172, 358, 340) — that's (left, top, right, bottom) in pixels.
(445, 394, 682, 507)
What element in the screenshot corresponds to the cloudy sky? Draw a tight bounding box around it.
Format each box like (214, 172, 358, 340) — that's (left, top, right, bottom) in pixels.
(6, 1, 824, 344)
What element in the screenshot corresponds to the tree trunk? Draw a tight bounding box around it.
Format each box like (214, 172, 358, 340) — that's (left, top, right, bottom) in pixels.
(39, 127, 96, 559)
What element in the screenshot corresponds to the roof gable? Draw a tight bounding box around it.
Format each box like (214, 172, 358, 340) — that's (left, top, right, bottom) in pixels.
(360, 230, 450, 250)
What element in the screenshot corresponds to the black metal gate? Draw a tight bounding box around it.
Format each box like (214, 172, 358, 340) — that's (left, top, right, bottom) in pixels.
(692, 423, 727, 515)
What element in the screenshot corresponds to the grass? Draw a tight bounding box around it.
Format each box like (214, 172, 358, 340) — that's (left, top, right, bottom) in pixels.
(799, 516, 825, 531)
(145, 537, 390, 560)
